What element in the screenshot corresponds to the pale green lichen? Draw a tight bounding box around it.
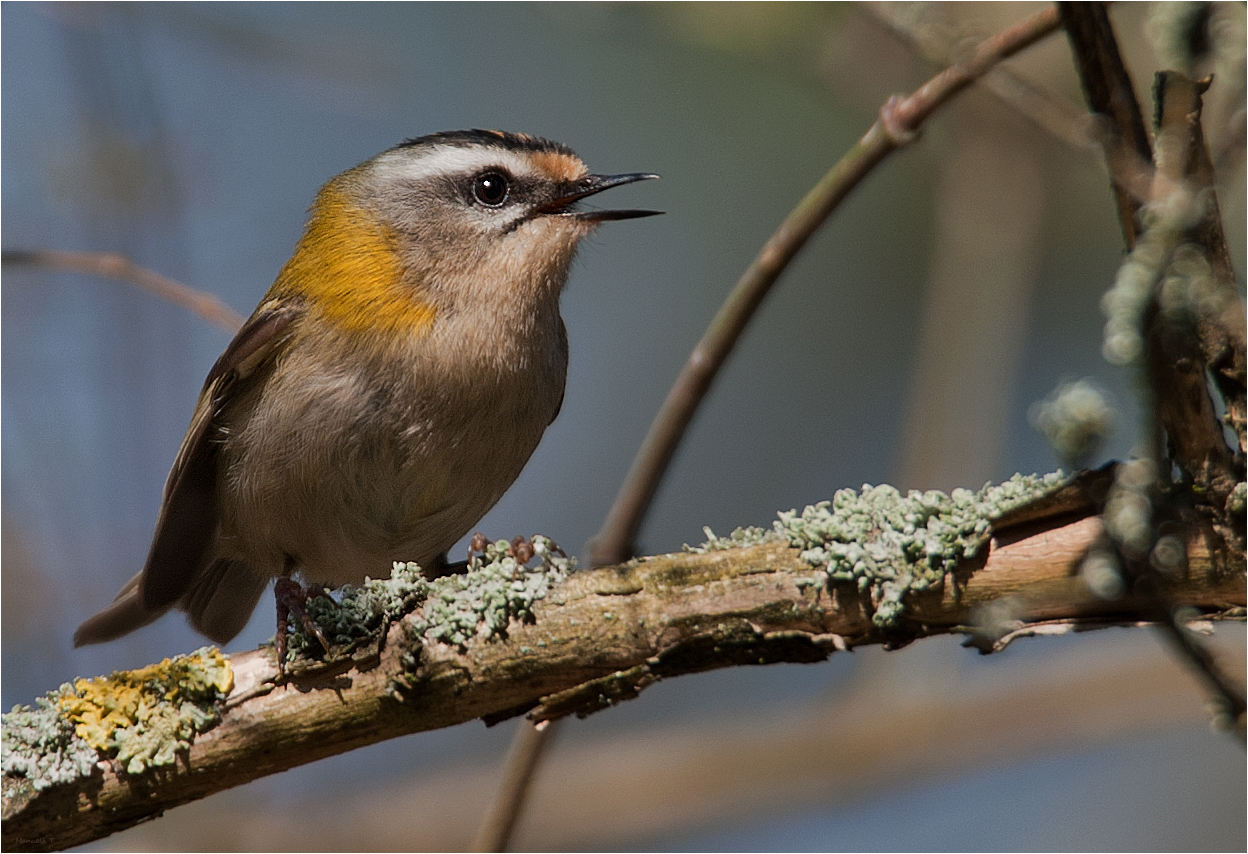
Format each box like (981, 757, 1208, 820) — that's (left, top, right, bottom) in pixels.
(1228, 482, 1246, 516)
(286, 561, 430, 660)
(2, 647, 233, 784)
(1101, 187, 1210, 367)
(684, 525, 782, 553)
(290, 538, 572, 681)
(778, 472, 1068, 629)
(60, 647, 232, 776)
(410, 535, 574, 649)
(1103, 458, 1157, 560)
(1146, 2, 1245, 78)
(1029, 378, 1116, 468)
(2, 691, 99, 790)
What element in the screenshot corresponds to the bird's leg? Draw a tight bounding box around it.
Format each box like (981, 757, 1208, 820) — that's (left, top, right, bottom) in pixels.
(508, 535, 535, 564)
(274, 558, 333, 678)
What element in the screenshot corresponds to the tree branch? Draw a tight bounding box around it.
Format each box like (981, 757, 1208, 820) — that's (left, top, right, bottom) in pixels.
(107, 633, 1247, 851)
(469, 718, 555, 852)
(1060, 3, 1246, 740)
(1150, 72, 1247, 459)
(4, 474, 1243, 851)
(1058, 2, 1154, 247)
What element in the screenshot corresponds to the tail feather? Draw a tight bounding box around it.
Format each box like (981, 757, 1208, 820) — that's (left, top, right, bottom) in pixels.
(182, 559, 270, 644)
(73, 578, 165, 646)
(75, 561, 271, 647)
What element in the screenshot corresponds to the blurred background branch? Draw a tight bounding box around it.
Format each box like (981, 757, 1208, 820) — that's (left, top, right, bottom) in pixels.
(1, 249, 245, 333)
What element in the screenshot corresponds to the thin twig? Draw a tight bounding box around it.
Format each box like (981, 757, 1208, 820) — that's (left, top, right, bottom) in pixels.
(2, 249, 245, 333)
(586, 3, 1063, 568)
(863, 2, 1100, 156)
(470, 721, 555, 852)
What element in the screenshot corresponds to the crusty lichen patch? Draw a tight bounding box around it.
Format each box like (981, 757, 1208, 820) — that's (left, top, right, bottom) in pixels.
(286, 560, 430, 662)
(287, 536, 573, 674)
(771, 472, 1068, 628)
(388, 535, 574, 698)
(2, 693, 99, 791)
(1229, 481, 1246, 516)
(60, 647, 233, 775)
(411, 535, 574, 648)
(684, 525, 782, 553)
(2, 647, 233, 786)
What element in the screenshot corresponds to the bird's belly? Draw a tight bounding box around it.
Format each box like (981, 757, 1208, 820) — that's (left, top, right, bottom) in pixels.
(216, 353, 558, 584)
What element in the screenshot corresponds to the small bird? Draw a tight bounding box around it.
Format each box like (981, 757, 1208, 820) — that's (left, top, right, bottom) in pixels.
(74, 129, 659, 656)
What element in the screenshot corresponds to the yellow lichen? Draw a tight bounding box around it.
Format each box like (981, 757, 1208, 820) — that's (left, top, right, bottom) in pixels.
(56, 647, 233, 774)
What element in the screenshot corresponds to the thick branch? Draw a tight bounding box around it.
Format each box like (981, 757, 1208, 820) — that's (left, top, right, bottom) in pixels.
(1151, 73, 1247, 459)
(1059, 2, 1154, 247)
(111, 636, 1247, 851)
(4, 491, 1243, 851)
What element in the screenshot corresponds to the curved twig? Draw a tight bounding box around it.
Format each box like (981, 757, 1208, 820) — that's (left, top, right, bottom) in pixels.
(2, 249, 245, 333)
(585, 4, 1063, 568)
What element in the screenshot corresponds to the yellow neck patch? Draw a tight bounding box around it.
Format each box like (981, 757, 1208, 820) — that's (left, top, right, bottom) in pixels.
(273, 184, 436, 334)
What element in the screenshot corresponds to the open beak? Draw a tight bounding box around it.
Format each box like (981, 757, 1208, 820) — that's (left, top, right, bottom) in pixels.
(537, 172, 663, 221)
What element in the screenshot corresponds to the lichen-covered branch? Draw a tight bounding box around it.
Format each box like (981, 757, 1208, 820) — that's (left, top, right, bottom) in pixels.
(4, 472, 1244, 852)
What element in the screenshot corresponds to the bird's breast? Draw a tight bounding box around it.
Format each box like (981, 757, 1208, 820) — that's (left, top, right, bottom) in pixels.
(216, 313, 567, 584)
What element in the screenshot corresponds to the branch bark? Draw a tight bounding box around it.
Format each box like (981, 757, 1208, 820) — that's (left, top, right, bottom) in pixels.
(4, 478, 1244, 851)
(1059, 2, 1154, 247)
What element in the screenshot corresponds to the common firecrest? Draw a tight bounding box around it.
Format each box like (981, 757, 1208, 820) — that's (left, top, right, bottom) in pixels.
(74, 129, 659, 657)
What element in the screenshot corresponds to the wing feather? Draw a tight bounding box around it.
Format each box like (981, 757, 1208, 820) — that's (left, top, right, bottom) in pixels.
(142, 301, 304, 610)
(75, 300, 303, 646)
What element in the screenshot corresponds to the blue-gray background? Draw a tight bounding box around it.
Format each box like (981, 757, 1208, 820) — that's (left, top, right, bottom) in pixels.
(3, 3, 1244, 851)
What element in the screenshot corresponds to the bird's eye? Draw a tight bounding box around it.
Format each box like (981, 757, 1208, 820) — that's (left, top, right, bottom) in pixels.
(473, 171, 509, 207)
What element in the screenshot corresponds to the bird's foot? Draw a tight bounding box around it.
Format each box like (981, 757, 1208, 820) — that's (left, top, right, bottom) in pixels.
(468, 532, 536, 562)
(465, 533, 547, 578)
(274, 575, 335, 678)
